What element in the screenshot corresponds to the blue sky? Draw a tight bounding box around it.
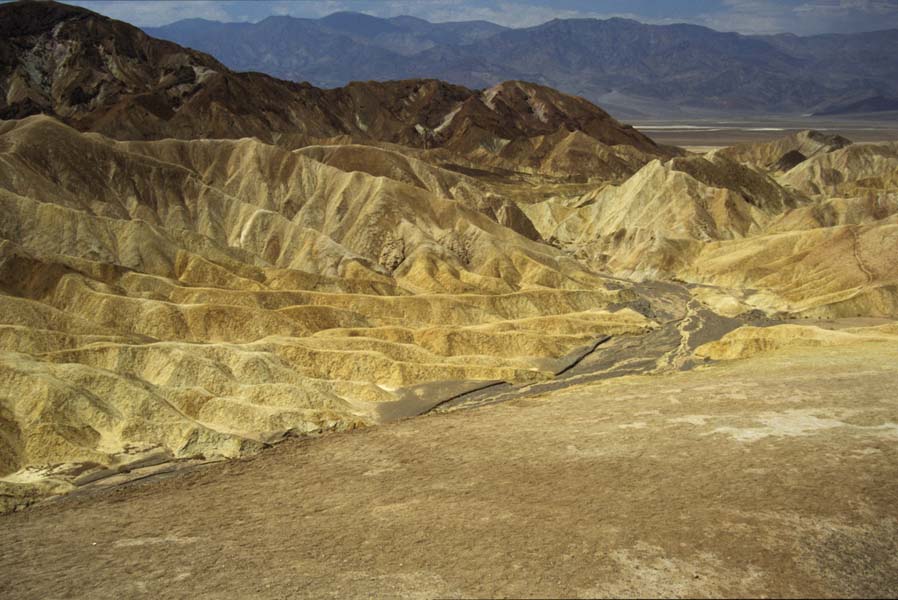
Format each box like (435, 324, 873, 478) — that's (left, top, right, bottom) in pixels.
(62, 0, 898, 34)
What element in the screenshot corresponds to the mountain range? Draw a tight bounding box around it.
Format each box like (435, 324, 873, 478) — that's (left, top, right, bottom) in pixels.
(143, 11, 898, 117)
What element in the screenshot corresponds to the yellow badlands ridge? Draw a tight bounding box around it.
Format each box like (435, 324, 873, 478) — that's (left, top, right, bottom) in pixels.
(0, 116, 654, 502)
(1, 114, 898, 511)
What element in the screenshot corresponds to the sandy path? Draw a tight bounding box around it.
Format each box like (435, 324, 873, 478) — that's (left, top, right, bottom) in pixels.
(2, 342, 898, 599)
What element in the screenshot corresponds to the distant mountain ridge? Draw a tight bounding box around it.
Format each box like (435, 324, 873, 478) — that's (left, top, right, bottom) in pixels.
(143, 11, 508, 85)
(144, 11, 898, 117)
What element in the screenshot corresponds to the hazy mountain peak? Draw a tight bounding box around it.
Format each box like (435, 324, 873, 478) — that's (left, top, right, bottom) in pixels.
(319, 10, 402, 36)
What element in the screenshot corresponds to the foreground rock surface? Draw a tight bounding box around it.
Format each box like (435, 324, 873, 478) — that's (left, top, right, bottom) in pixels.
(2, 336, 897, 599)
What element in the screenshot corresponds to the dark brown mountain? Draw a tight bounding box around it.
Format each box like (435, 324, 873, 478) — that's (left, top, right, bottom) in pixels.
(0, 0, 665, 177)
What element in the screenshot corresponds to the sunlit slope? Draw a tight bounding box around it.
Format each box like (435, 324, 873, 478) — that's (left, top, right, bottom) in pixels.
(522, 134, 898, 317)
(0, 116, 653, 482)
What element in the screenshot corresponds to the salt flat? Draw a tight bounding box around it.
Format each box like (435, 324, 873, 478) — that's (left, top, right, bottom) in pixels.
(635, 117, 898, 151)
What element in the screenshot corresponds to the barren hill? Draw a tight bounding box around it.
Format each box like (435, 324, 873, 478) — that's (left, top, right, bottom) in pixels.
(0, 113, 659, 501)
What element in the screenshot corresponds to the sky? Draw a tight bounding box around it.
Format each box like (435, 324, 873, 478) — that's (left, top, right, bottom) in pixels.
(58, 0, 898, 35)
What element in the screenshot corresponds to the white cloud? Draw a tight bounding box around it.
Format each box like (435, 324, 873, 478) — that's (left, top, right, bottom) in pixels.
(794, 0, 898, 15)
(260, 0, 666, 28)
(57, 0, 898, 33)
(70, 0, 239, 26)
(271, 0, 347, 18)
(695, 0, 898, 34)
(695, 0, 796, 33)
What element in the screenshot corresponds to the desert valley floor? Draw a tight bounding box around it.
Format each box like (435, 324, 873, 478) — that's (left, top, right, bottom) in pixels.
(635, 120, 898, 156)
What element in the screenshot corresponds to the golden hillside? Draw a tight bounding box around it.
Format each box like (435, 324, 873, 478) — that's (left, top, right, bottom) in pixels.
(0, 115, 661, 498)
